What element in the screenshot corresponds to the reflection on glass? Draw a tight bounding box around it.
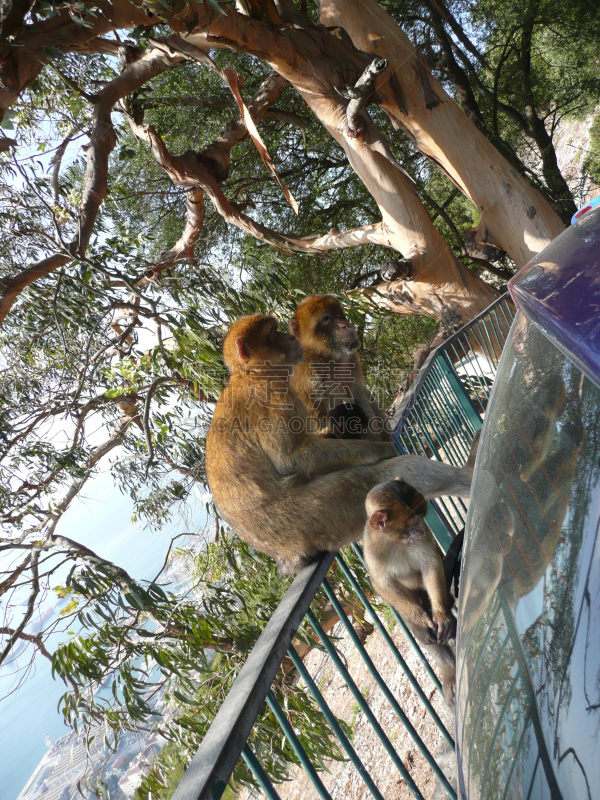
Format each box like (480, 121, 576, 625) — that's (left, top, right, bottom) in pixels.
(456, 311, 600, 800)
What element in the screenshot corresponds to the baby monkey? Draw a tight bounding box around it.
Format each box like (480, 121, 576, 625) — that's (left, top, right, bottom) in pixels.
(364, 478, 457, 708)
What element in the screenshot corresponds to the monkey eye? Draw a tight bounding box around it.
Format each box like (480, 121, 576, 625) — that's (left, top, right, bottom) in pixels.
(322, 315, 330, 323)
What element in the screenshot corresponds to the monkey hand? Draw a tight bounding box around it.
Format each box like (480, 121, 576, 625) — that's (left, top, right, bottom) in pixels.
(317, 426, 335, 438)
(432, 610, 457, 644)
(413, 611, 440, 644)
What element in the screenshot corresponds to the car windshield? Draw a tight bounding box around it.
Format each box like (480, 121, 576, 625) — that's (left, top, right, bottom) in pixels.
(456, 311, 600, 800)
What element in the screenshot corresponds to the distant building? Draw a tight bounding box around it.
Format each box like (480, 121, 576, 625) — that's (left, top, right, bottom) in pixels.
(17, 716, 169, 800)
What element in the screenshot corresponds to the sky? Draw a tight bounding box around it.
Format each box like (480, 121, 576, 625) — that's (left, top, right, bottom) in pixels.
(0, 468, 208, 800)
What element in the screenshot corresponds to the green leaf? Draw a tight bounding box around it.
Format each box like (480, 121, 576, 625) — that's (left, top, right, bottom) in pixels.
(60, 600, 79, 616)
(42, 45, 65, 60)
(124, 590, 146, 611)
(69, 11, 94, 27)
(0, 110, 16, 131)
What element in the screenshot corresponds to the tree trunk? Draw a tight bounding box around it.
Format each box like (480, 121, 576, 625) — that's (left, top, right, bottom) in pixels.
(306, 96, 498, 322)
(183, 9, 498, 323)
(319, 0, 565, 267)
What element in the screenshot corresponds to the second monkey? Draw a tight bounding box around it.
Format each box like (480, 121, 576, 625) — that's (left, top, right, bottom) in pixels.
(290, 295, 391, 441)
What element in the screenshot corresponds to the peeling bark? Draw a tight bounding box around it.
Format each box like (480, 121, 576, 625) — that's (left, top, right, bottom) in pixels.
(308, 99, 498, 321)
(137, 191, 206, 286)
(0, 1, 557, 327)
(0, 0, 156, 118)
(136, 70, 289, 284)
(180, 8, 499, 320)
(125, 117, 324, 256)
(362, 277, 494, 325)
(319, 0, 565, 266)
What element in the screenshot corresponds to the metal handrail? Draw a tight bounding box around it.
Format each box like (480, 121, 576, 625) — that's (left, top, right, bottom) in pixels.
(171, 553, 336, 800)
(393, 293, 515, 550)
(393, 292, 513, 431)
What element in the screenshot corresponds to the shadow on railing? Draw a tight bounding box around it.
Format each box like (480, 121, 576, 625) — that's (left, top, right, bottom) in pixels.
(171, 294, 515, 800)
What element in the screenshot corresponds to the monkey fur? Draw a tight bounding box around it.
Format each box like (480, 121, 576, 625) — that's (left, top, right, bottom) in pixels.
(206, 314, 475, 575)
(290, 295, 391, 441)
(364, 478, 457, 708)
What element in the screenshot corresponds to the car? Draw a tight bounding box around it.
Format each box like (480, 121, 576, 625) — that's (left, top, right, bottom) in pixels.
(455, 202, 600, 800)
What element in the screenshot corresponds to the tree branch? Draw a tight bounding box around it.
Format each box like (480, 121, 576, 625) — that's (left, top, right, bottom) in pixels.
(0, 0, 157, 117)
(0, 549, 40, 664)
(421, 0, 490, 69)
(297, 222, 385, 250)
(0, 46, 181, 325)
(0, 627, 52, 661)
(42, 412, 137, 538)
(44, 533, 133, 584)
(142, 377, 179, 476)
(0, 554, 31, 597)
(125, 116, 325, 255)
(338, 56, 388, 135)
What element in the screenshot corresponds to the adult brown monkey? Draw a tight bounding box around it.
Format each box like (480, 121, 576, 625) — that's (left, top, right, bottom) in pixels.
(206, 314, 474, 575)
(290, 295, 391, 441)
(363, 479, 457, 707)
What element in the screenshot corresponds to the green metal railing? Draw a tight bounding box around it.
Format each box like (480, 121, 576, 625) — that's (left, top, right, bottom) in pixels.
(392, 294, 515, 550)
(172, 293, 515, 800)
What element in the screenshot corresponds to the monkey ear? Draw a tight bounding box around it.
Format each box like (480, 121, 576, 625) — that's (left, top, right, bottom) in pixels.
(368, 511, 387, 531)
(289, 319, 300, 337)
(235, 337, 251, 362)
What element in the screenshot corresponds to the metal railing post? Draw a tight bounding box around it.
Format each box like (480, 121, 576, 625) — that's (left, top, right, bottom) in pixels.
(242, 746, 282, 800)
(286, 645, 386, 800)
(306, 610, 426, 800)
(266, 691, 333, 800)
(320, 579, 458, 800)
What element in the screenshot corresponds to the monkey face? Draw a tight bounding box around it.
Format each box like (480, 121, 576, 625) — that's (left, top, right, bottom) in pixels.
(265, 320, 303, 364)
(321, 313, 359, 354)
(224, 315, 303, 370)
(397, 514, 428, 543)
(291, 295, 359, 355)
(366, 479, 428, 542)
(313, 300, 359, 354)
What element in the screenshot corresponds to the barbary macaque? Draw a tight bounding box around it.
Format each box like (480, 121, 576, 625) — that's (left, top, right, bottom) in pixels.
(363, 478, 457, 707)
(290, 295, 391, 441)
(206, 314, 474, 575)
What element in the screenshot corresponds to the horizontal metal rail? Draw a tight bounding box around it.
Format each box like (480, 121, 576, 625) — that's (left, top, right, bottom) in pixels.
(171, 553, 336, 800)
